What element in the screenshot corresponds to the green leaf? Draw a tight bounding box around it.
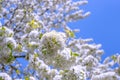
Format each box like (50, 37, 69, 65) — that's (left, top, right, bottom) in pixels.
(65, 30, 75, 37)
(52, 37, 60, 46)
(70, 51, 79, 57)
(60, 70, 69, 75)
(34, 53, 38, 58)
(1, 27, 6, 31)
(47, 41, 52, 48)
(9, 33, 13, 37)
(70, 52, 72, 56)
(73, 53, 79, 57)
(0, 46, 2, 51)
(16, 70, 20, 74)
(0, 27, 5, 36)
(28, 20, 41, 29)
(42, 48, 47, 55)
(0, 77, 4, 80)
(16, 44, 22, 52)
(25, 76, 29, 80)
(7, 43, 13, 50)
(64, 70, 69, 73)
(39, 33, 43, 39)
(6, 52, 15, 63)
(111, 55, 117, 62)
(0, 0, 3, 3)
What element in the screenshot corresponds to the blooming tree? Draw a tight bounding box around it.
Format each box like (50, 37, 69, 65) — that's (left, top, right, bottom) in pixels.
(0, 0, 120, 80)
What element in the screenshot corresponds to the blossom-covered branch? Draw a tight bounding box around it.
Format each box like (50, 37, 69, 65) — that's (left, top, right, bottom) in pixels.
(0, 0, 120, 80)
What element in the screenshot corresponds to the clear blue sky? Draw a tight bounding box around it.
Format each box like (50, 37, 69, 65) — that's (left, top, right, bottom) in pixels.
(69, 0, 120, 59)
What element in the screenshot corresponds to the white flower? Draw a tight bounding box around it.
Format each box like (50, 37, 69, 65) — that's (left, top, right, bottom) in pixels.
(24, 24, 32, 33)
(0, 22, 2, 27)
(53, 75, 62, 80)
(61, 65, 86, 80)
(47, 69, 59, 77)
(70, 65, 86, 80)
(0, 46, 11, 63)
(5, 27, 14, 37)
(0, 73, 12, 80)
(28, 42, 39, 50)
(9, 0, 18, 3)
(83, 55, 98, 68)
(4, 37, 17, 49)
(60, 48, 71, 60)
(15, 15, 22, 21)
(39, 47, 76, 69)
(91, 72, 117, 80)
(29, 76, 36, 80)
(117, 55, 120, 64)
(41, 30, 66, 54)
(73, 1, 88, 6)
(96, 50, 104, 55)
(82, 44, 101, 50)
(29, 30, 39, 39)
(0, 27, 14, 37)
(1, 46, 11, 56)
(38, 62, 49, 70)
(21, 34, 28, 43)
(1, 8, 9, 14)
(51, 54, 68, 69)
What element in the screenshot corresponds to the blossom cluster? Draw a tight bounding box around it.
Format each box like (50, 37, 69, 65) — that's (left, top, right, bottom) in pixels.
(0, 27, 17, 63)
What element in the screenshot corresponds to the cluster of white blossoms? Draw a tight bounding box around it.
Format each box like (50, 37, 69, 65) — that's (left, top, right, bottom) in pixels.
(39, 31, 72, 68)
(0, 27, 17, 63)
(28, 54, 86, 80)
(91, 72, 117, 80)
(40, 30, 66, 54)
(117, 55, 120, 64)
(64, 65, 85, 79)
(83, 55, 99, 69)
(60, 65, 86, 80)
(0, 73, 12, 80)
(0, 0, 120, 80)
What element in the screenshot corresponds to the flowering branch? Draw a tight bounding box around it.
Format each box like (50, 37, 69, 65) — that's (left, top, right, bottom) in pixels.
(0, 0, 120, 80)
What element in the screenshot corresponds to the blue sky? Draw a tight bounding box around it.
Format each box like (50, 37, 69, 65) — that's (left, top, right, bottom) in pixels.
(69, 0, 120, 59)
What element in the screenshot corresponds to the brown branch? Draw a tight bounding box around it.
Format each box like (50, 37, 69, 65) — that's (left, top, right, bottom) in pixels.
(14, 55, 26, 58)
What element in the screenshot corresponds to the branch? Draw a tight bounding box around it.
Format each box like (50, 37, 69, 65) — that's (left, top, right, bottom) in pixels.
(14, 55, 26, 58)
